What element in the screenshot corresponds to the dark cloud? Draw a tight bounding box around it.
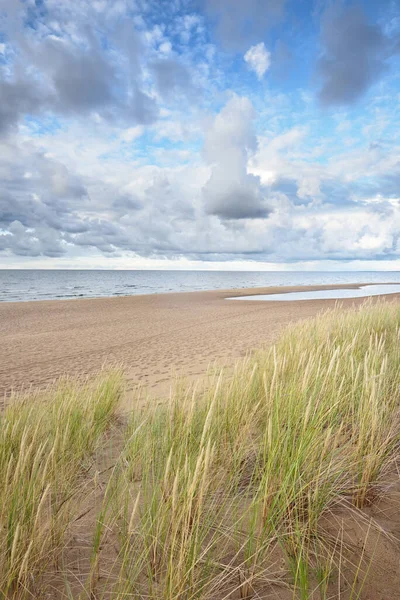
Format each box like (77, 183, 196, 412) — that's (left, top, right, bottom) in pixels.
(317, 3, 395, 106)
(204, 0, 286, 51)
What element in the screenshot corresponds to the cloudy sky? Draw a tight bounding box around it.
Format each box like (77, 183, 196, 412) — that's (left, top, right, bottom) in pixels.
(0, 0, 400, 270)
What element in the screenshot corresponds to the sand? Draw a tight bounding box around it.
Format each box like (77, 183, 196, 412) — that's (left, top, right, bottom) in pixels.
(2, 283, 400, 599)
(1, 282, 399, 397)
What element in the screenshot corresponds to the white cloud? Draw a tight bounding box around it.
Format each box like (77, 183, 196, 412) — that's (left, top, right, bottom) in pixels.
(244, 43, 271, 79)
(202, 95, 270, 219)
(120, 126, 145, 143)
(1, 0, 400, 269)
(158, 41, 172, 55)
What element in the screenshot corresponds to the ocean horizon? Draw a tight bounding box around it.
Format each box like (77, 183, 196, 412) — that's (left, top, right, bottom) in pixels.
(2, 269, 400, 303)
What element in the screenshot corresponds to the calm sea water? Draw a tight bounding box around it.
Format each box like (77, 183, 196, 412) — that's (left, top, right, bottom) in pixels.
(229, 284, 400, 302)
(1, 270, 400, 303)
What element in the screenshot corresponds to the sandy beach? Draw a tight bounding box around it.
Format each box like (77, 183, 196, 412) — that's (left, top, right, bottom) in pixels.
(2, 282, 400, 397)
(2, 286, 400, 599)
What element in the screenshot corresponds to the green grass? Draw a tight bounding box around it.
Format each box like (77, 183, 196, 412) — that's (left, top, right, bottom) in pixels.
(0, 371, 123, 597)
(104, 300, 400, 599)
(2, 300, 400, 598)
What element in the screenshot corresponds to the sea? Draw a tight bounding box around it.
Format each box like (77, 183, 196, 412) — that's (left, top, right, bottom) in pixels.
(1, 269, 400, 303)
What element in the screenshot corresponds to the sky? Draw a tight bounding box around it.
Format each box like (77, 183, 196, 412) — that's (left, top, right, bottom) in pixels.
(0, 0, 400, 271)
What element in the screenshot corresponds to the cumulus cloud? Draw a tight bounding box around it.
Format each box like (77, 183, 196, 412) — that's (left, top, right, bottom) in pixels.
(202, 96, 271, 219)
(1, 0, 400, 268)
(317, 3, 398, 106)
(244, 43, 271, 79)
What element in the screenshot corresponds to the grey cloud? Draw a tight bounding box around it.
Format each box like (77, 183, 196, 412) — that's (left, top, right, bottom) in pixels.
(144, 174, 196, 219)
(45, 39, 116, 113)
(112, 195, 142, 215)
(150, 58, 195, 101)
(0, 221, 66, 257)
(128, 87, 159, 125)
(317, 4, 393, 106)
(70, 220, 122, 254)
(204, 0, 286, 51)
(0, 1, 159, 135)
(0, 78, 49, 135)
(0, 143, 91, 256)
(203, 173, 269, 219)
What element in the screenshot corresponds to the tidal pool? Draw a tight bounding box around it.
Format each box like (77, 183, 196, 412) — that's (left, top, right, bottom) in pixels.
(228, 284, 400, 302)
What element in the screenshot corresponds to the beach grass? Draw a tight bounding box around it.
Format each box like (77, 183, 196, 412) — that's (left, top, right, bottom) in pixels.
(0, 371, 123, 597)
(2, 299, 400, 598)
(104, 299, 400, 599)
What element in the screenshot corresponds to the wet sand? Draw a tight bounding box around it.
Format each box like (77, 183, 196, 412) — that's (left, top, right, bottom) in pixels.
(1, 283, 399, 396)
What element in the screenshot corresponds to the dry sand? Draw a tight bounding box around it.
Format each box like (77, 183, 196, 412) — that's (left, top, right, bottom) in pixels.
(1, 282, 400, 397)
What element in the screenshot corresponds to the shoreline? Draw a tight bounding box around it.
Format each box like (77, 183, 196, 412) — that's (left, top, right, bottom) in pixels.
(1, 280, 399, 304)
(2, 282, 400, 396)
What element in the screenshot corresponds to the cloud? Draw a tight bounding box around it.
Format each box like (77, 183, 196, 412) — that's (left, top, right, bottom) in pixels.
(44, 38, 116, 113)
(0, 78, 49, 135)
(150, 58, 196, 101)
(204, 0, 286, 51)
(317, 3, 396, 106)
(0, 137, 91, 257)
(202, 95, 271, 219)
(2, 129, 400, 264)
(0, 221, 66, 257)
(244, 43, 271, 79)
(0, 0, 159, 135)
(1, 0, 400, 268)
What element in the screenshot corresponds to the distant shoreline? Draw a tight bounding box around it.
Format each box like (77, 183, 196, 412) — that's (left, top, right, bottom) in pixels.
(0, 280, 397, 304)
(2, 268, 400, 303)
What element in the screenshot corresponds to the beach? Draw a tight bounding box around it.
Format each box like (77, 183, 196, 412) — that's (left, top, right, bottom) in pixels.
(2, 286, 400, 598)
(1, 282, 399, 397)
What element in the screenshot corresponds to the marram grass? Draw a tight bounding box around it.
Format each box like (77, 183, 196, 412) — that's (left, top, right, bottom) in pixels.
(104, 300, 400, 599)
(0, 371, 123, 597)
(2, 300, 400, 599)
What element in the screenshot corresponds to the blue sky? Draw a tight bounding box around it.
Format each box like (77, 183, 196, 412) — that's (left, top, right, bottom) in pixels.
(0, 0, 400, 270)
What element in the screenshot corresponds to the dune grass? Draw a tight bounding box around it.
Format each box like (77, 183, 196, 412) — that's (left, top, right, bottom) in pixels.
(0, 371, 123, 597)
(101, 300, 400, 599)
(2, 300, 400, 598)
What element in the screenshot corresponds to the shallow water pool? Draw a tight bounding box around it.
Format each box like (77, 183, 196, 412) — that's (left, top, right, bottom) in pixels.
(228, 284, 400, 302)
